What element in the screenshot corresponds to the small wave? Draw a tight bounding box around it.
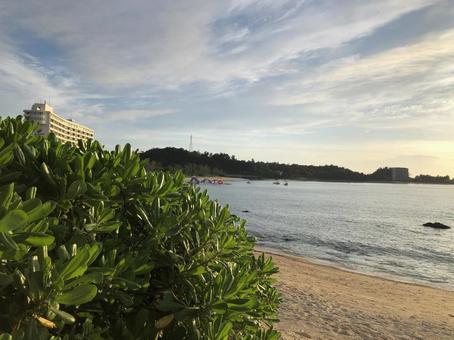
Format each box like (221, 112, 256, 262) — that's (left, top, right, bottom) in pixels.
(250, 230, 299, 243)
(251, 229, 453, 265)
(380, 260, 413, 269)
(408, 230, 428, 235)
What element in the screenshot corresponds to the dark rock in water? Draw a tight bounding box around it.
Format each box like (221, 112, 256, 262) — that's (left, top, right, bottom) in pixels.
(242, 210, 250, 213)
(423, 222, 451, 229)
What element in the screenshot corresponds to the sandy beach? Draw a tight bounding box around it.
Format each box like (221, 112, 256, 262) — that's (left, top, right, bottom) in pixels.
(257, 248, 454, 339)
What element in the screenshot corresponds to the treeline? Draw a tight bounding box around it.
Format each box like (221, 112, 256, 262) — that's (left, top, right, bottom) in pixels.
(413, 175, 454, 184)
(140, 147, 398, 181)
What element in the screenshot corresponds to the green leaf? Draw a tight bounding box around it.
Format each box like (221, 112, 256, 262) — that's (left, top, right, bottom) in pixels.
(24, 233, 55, 246)
(21, 198, 42, 213)
(155, 314, 174, 329)
(22, 144, 36, 160)
(122, 144, 131, 162)
(124, 160, 140, 178)
(216, 321, 233, 340)
(87, 183, 103, 197)
(0, 210, 28, 232)
(66, 180, 87, 199)
(85, 153, 97, 170)
(59, 248, 90, 281)
(40, 162, 57, 187)
(55, 284, 97, 305)
(96, 221, 121, 233)
(0, 143, 14, 165)
(157, 292, 185, 312)
(25, 186, 37, 200)
(115, 290, 134, 307)
(211, 302, 228, 314)
(0, 183, 14, 209)
(13, 144, 26, 165)
(27, 201, 56, 222)
(174, 307, 200, 321)
(112, 277, 142, 290)
(109, 185, 120, 196)
(0, 333, 13, 340)
(134, 263, 155, 275)
(57, 245, 71, 261)
(87, 243, 102, 265)
(98, 207, 115, 224)
(51, 308, 76, 324)
(185, 266, 205, 276)
(64, 272, 103, 289)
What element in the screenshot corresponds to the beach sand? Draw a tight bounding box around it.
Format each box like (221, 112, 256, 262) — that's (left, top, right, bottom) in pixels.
(257, 248, 454, 339)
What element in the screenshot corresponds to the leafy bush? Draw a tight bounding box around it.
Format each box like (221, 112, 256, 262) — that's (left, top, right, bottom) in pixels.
(0, 116, 281, 339)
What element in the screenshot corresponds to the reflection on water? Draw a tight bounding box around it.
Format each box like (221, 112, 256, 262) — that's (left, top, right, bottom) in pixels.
(205, 180, 454, 289)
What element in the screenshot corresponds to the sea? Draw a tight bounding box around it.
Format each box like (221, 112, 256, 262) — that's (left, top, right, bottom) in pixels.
(204, 180, 454, 290)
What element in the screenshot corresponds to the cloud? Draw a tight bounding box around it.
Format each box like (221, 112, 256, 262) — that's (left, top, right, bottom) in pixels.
(0, 0, 453, 175)
(86, 109, 177, 124)
(0, 0, 438, 90)
(268, 28, 454, 135)
(0, 42, 66, 113)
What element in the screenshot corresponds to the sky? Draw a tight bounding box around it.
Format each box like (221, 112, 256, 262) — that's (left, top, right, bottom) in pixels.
(0, 0, 453, 176)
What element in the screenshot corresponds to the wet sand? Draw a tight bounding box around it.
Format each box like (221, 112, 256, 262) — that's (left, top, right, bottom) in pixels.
(257, 248, 454, 339)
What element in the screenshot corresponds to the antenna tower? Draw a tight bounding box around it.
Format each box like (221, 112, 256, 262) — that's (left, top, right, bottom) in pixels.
(189, 134, 193, 152)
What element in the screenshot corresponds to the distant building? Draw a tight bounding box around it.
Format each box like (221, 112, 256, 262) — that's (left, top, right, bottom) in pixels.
(24, 102, 94, 144)
(390, 167, 409, 182)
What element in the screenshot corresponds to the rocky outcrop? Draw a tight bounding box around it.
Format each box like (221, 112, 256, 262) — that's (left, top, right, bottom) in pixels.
(423, 222, 451, 229)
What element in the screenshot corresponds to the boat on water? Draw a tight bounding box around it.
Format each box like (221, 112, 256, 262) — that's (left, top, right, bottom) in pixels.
(273, 181, 280, 185)
(188, 176, 224, 185)
(246, 180, 251, 184)
(284, 182, 288, 186)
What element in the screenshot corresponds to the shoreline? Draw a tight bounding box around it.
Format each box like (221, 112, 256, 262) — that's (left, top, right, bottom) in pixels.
(256, 246, 454, 339)
(186, 175, 454, 187)
(192, 176, 454, 185)
(255, 245, 454, 292)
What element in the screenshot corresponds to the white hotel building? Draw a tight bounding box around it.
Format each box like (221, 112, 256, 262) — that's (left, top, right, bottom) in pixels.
(24, 103, 94, 144)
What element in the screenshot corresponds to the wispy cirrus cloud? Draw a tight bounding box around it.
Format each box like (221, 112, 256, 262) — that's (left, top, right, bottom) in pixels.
(85, 109, 177, 124)
(0, 0, 439, 88)
(268, 28, 454, 129)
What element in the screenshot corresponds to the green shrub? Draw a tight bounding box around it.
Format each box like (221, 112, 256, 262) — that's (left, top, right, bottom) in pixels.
(0, 116, 281, 339)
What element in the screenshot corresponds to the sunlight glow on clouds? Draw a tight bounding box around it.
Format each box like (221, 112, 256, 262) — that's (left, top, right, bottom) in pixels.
(0, 0, 453, 175)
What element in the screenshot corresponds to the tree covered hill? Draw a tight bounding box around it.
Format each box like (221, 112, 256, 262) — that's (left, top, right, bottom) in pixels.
(140, 147, 397, 182)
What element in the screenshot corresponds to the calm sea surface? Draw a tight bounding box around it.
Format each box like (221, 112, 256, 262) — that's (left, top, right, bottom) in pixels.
(204, 180, 454, 290)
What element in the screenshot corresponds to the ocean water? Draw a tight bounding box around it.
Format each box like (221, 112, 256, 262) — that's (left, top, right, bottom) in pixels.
(204, 180, 454, 290)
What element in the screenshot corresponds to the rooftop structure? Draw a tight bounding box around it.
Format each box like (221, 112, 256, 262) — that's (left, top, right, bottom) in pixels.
(23, 103, 94, 144)
(390, 167, 409, 182)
